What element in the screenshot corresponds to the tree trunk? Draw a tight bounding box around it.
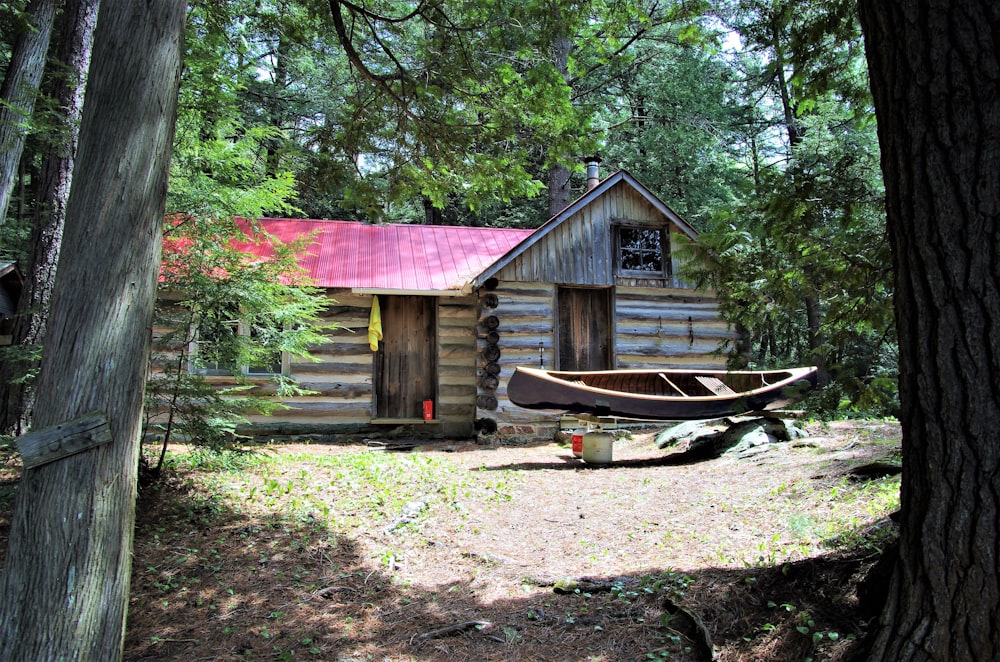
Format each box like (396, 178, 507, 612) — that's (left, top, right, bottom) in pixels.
(0, 0, 59, 224)
(768, 13, 803, 148)
(804, 291, 828, 386)
(0, 1, 184, 660)
(265, 29, 290, 177)
(0, 0, 100, 435)
(858, 1, 1000, 660)
(547, 33, 573, 216)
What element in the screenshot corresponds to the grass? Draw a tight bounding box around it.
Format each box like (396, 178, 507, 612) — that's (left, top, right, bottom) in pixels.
(160, 444, 526, 573)
(1, 421, 903, 661)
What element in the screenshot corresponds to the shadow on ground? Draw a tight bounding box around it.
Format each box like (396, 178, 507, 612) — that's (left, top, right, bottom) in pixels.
(122, 472, 888, 662)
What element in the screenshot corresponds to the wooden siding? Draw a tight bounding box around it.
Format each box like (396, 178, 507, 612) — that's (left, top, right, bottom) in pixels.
(614, 287, 734, 369)
(474, 181, 736, 433)
(494, 181, 690, 288)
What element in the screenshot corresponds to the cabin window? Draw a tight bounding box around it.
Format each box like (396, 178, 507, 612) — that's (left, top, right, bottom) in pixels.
(616, 226, 670, 277)
(192, 313, 239, 376)
(244, 323, 284, 376)
(192, 310, 284, 377)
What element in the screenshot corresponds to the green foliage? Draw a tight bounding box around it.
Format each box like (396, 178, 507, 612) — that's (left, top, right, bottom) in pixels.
(177, 0, 611, 222)
(599, 22, 748, 227)
(141, 10, 334, 473)
(674, 0, 896, 416)
(0, 340, 40, 387)
(322, 0, 596, 218)
(4, 0, 901, 445)
(143, 214, 330, 470)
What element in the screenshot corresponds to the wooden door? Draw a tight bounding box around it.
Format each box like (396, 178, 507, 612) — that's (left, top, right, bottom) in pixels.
(557, 287, 612, 371)
(374, 295, 437, 419)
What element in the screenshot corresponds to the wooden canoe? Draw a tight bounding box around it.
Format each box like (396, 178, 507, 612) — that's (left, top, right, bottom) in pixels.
(506, 366, 819, 420)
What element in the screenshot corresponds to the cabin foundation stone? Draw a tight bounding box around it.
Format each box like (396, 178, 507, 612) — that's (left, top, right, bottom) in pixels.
(492, 422, 559, 445)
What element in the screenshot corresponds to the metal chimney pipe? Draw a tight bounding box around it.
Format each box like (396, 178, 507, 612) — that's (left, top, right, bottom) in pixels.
(585, 158, 601, 191)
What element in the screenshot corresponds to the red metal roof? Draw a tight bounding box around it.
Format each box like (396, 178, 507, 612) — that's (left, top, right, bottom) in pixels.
(234, 219, 534, 292)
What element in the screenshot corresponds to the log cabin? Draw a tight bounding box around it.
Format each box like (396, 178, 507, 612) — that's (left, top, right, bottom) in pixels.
(186, 170, 737, 442)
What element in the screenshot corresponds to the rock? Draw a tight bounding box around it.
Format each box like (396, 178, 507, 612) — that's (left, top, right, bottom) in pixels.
(765, 417, 808, 441)
(723, 424, 774, 456)
(655, 419, 728, 449)
(655, 416, 805, 461)
(401, 498, 429, 519)
(384, 498, 430, 533)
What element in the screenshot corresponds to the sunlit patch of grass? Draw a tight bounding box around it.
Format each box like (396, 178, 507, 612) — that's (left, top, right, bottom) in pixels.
(167, 445, 522, 538)
(165, 446, 271, 473)
(734, 471, 901, 565)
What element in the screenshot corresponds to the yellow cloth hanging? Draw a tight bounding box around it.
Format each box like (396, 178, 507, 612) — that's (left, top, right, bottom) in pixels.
(368, 295, 383, 351)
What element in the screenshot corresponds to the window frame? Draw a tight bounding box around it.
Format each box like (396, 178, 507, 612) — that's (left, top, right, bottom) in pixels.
(613, 222, 672, 279)
(190, 315, 239, 377)
(241, 320, 287, 377)
(190, 316, 288, 378)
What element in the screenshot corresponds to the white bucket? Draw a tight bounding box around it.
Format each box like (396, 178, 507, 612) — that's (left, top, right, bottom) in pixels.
(582, 431, 613, 464)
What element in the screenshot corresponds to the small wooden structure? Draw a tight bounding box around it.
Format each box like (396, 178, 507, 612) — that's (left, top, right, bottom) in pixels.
(165, 171, 737, 442)
(0, 261, 23, 345)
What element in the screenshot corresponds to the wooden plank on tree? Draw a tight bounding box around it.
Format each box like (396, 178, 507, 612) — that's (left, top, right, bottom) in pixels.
(17, 410, 113, 469)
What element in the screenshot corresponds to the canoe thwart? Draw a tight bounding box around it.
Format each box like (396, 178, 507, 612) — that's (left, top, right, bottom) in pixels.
(659, 373, 689, 397)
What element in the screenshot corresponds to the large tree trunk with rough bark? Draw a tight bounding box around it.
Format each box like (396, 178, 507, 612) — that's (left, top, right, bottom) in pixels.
(858, 1, 1000, 660)
(0, 0, 100, 436)
(0, 0, 184, 659)
(0, 0, 58, 225)
(547, 32, 573, 216)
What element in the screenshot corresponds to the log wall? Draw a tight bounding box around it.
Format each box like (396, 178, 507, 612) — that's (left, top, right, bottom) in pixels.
(475, 281, 557, 429)
(247, 291, 480, 437)
(260, 291, 373, 426)
(613, 287, 735, 369)
(437, 295, 479, 436)
(477, 180, 736, 439)
(477, 280, 736, 438)
(147, 181, 733, 443)
(151, 291, 481, 440)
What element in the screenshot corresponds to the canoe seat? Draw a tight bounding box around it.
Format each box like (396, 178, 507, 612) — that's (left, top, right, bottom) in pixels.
(695, 376, 737, 396)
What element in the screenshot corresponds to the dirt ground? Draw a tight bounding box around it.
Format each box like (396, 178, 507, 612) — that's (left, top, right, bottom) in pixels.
(1, 419, 901, 661)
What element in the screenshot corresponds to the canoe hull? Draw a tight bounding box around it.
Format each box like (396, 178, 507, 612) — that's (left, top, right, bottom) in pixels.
(506, 366, 819, 421)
